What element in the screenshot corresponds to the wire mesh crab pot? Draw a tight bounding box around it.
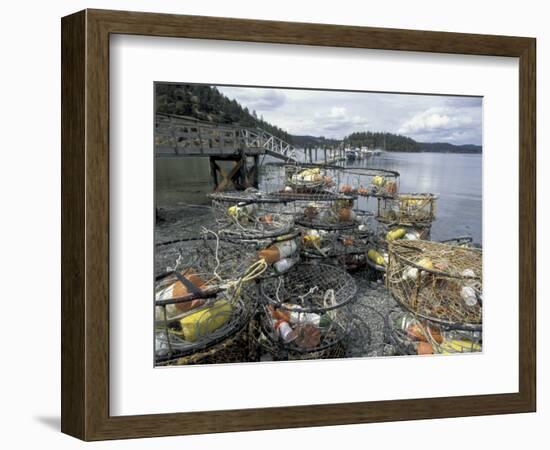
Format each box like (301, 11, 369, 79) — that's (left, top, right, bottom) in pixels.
(207, 188, 297, 216)
(156, 314, 252, 366)
(300, 227, 370, 271)
(251, 307, 373, 361)
(155, 275, 257, 365)
(387, 307, 482, 356)
(154, 234, 266, 364)
(251, 319, 349, 361)
(155, 234, 259, 280)
(260, 162, 351, 202)
(339, 168, 400, 198)
(377, 193, 437, 226)
(386, 240, 482, 330)
(292, 198, 360, 230)
(210, 198, 296, 241)
(258, 263, 358, 355)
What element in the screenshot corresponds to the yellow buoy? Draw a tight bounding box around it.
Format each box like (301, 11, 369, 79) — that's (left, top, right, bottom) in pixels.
(179, 300, 233, 342)
(386, 228, 407, 241)
(439, 339, 481, 354)
(416, 257, 434, 270)
(372, 175, 386, 187)
(303, 233, 321, 248)
(368, 249, 386, 266)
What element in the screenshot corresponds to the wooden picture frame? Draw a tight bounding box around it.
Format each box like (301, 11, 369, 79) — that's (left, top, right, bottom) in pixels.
(61, 9, 536, 441)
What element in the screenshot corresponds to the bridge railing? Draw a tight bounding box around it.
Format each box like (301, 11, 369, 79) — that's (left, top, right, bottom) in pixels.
(155, 114, 296, 161)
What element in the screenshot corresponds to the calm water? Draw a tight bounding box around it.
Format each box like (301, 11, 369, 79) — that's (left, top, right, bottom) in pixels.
(347, 152, 482, 244)
(157, 151, 482, 244)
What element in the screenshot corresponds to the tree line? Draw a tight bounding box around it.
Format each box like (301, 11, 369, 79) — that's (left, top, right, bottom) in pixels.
(155, 84, 292, 142)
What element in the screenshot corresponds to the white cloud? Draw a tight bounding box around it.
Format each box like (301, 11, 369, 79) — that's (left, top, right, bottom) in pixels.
(330, 107, 347, 118)
(217, 86, 481, 144)
(398, 106, 480, 143)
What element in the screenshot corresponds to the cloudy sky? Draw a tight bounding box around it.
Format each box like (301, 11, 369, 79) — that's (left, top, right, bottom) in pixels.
(217, 86, 482, 145)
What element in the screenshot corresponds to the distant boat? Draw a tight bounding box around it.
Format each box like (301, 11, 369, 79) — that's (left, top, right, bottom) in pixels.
(346, 149, 357, 160)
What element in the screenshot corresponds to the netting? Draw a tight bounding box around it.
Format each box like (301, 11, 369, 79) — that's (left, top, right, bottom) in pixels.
(258, 263, 357, 353)
(252, 320, 349, 361)
(156, 316, 252, 366)
(259, 163, 354, 202)
(154, 269, 263, 364)
(377, 193, 437, 226)
(210, 199, 296, 240)
(387, 307, 482, 356)
(155, 234, 260, 282)
(386, 240, 482, 329)
(292, 199, 362, 230)
(300, 227, 370, 270)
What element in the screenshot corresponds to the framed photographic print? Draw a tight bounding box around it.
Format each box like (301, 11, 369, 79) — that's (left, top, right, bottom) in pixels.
(61, 9, 536, 441)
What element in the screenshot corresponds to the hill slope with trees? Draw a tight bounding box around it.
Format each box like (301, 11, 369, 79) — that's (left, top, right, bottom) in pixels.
(155, 84, 292, 142)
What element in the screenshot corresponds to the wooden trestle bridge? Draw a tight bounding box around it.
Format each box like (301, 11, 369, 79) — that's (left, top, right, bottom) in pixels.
(155, 113, 299, 191)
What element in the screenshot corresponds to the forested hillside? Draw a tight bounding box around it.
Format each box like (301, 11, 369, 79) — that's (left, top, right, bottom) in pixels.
(343, 131, 420, 152)
(155, 84, 292, 142)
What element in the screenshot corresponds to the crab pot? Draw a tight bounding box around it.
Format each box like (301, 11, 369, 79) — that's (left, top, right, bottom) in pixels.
(260, 162, 350, 202)
(292, 197, 360, 230)
(156, 321, 252, 366)
(377, 193, 437, 226)
(154, 284, 256, 365)
(259, 263, 357, 355)
(155, 235, 258, 281)
(386, 240, 482, 330)
(251, 319, 348, 361)
(208, 189, 293, 215)
(300, 227, 370, 271)
(387, 307, 482, 356)
(210, 198, 296, 241)
(339, 168, 400, 199)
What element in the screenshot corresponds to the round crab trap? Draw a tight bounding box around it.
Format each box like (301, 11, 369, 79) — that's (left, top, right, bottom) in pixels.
(300, 228, 370, 271)
(258, 263, 358, 354)
(293, 198, 361, 230)
(253, 323, 348, 361)
(154, 268, 262, 364)
(386, 240, 482, 330)
(156, 316, 251, 366)
(376, 193, 437, 226)
(260, 162, 352, 202)
(387, 307, 482, 356)
(210, 199, 296, 241)
(338, 168, 400, 198)
(155, 233, 261, 280)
